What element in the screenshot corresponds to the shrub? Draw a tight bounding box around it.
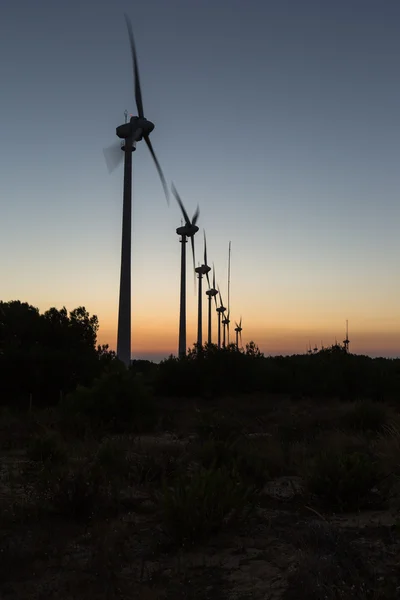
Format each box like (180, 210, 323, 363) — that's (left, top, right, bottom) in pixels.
(59, 368, 157, 435)
(195, 409, 244, 443)
(342, 399, 388, 433)
(38, 458, 114, 521)
(160, 466, 253, 545)
(27, 430, 67, 464)
(306, 449, 381, 510)
(94, 437, 131, 478)
(129, 446, 183, 485)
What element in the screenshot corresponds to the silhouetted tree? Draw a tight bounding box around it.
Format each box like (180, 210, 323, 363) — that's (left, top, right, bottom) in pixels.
(0, 301, 112, 407)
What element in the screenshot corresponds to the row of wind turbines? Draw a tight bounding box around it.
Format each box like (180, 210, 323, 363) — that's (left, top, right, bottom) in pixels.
(103, 15, 243, 366)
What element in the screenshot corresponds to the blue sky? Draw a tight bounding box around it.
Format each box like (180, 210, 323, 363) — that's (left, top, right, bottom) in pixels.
(1, 0, 400, 359)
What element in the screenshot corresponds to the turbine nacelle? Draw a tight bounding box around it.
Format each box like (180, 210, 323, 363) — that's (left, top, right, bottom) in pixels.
(176, 224, 199, 237)
(195, 264, 211, 276)
(116, 116, 155, 141)
(206, 288, 218, 297)
(216, 306, 226, 314)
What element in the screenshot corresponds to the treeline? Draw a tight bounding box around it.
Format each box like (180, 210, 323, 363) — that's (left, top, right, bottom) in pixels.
(1, 300, 400, 409)
(0, 301, 114, 407)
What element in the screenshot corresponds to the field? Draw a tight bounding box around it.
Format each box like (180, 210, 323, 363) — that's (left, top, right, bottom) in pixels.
(1, 392, 400, 599)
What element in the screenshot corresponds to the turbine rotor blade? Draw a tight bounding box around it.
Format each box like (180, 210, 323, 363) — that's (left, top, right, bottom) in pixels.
(206, 270, 211, 289)
(171, 183, 191, 225)
(192, 205, 200, 226)
(143, 135, 170, 204)
(103, 142, 123, 173)
(203, 230, 207, 265)
(190, 236, 196, 274)
(212, 264, 216, 290)
(124, 14, 144, 118)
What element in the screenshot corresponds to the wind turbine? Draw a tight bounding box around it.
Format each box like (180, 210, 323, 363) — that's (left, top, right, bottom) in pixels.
(216, 287, 226, 349)
(194, 231, 211, 347)
(343, 319, 350, 353)
(172, 184, 200, 358)
(205, 264, 218, 344)
(222, 241, 231, 346)
(103, 14, 169, 368)
(234, 317, 243, 349)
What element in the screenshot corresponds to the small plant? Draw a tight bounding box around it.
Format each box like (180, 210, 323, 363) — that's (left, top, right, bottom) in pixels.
(160, 466, 253, 545)
(27, 431, 67, 464)
(306, 449, 381, 510)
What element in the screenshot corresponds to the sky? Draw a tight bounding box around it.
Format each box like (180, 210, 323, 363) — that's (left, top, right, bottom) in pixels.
(1, 0, 400, 360)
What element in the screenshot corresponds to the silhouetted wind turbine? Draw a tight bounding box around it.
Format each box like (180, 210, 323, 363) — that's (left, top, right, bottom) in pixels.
(205, 264, 218, 344)
(172, 184, 199, 358)
(194, 231, 211, 347)
(235, 317, 243, 349)
(343, 319, 350, 353)
(222, 241, 231, 346)
(103, 14, 169, 367)
(216, 287, 226, 349)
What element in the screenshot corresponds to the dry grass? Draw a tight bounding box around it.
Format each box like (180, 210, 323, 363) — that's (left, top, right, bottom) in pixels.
(1, 394, 400, 599)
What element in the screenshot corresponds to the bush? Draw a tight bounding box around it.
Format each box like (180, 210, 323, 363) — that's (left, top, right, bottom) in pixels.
(38, 458, 115, 521)
(342, 400, 388, 433)
(160, 466, 253, 545)
(306, 449, 382, 510)
(129, 446, 183, 485)
(195, 409, 244, 443)
(59, 368, 157, 435)
(94, 437, 131, 478)
(195, 437, 281, 490)
(27, 430, 67, 464)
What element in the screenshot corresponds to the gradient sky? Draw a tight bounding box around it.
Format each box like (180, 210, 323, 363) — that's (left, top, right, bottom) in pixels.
(1, 0, 400, 360)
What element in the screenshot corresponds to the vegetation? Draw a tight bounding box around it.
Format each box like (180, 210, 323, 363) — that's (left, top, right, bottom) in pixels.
(1, 301, 400, 598)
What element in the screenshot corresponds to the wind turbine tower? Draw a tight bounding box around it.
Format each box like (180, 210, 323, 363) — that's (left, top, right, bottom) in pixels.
(103, 15, 169, 367)
(172, 184, 200, 358)
(194, 231, 211, 347)
(343, 320, 350, 353)
(205, 264, 218, 344)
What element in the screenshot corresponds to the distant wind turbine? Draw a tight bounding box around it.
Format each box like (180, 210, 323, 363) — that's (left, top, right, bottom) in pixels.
(205, 264, 218, 344)
(222, 241, 231, 346)
(172, 184, 200, 358)
(235, 317, 243, 349)
(343, 319, 350, 353)
(194, 231, 211, 347)
(216, 287, 226, 349)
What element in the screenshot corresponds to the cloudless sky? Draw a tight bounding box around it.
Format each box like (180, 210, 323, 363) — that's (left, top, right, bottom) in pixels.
(1, 0, 400, 360)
